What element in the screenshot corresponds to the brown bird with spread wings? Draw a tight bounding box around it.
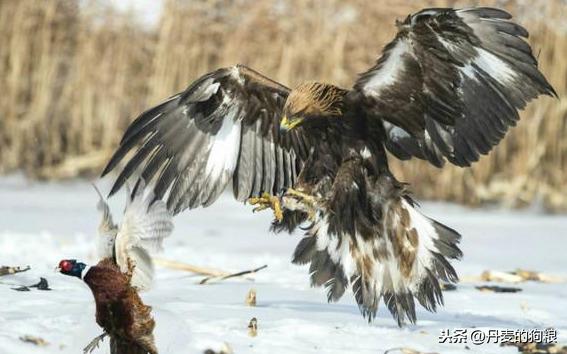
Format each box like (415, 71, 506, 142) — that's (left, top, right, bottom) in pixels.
(102, 7, 555, 325)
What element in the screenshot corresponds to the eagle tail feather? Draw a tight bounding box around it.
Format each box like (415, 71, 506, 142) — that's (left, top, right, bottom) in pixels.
(293, 198, 461, 326)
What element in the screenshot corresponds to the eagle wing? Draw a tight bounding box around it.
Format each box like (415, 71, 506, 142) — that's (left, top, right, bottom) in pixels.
(350, 7, 555, 167)
(102, 65, 310, 214)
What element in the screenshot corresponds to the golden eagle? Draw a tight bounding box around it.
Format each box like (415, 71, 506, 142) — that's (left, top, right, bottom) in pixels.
(102, 7, 555, 325)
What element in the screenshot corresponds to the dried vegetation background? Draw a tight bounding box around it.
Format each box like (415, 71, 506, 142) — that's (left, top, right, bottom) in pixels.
(0, 0, 565, 211)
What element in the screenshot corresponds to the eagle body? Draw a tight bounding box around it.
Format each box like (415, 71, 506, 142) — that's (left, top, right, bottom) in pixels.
(272, 99, 460, 324)
(102, 7, 555, 325)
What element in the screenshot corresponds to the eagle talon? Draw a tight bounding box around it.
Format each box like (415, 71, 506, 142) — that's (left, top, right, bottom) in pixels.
(248, 193, 283, 222)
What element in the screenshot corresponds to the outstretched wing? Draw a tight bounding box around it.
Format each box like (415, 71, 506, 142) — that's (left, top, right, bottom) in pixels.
(350, 7, 555, 167)
(115, 182, 174, 291)
(93, 184, 117, 260)
(102, 64, 310, 214)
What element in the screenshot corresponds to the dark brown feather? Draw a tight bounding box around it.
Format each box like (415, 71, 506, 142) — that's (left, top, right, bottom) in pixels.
(352, 7, 555, 167)
(102, 65, 311, 215)
(83, 259, 157, 354)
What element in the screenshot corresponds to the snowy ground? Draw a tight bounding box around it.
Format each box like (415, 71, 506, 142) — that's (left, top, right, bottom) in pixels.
(0, 175, 566, 354)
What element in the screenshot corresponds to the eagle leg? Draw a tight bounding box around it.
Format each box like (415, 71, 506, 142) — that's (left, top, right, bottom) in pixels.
(248, 193, 283, 222)
(283, 188, 318, 220)
(284, 188, 316, 206)
(83, 332, 107, 354)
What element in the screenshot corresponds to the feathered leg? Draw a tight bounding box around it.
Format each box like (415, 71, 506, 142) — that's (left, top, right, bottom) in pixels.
(283, 188, 318, 220)
(291, 164, 462, 326)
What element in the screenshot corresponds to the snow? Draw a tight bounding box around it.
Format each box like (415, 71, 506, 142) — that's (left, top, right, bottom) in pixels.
(0, 175, 566, 354)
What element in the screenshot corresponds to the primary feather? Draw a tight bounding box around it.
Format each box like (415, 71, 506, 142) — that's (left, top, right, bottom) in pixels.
(352, 7, 556, 167)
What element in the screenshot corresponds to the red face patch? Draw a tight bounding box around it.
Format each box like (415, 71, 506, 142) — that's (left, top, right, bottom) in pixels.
(58, 260, 74, 272)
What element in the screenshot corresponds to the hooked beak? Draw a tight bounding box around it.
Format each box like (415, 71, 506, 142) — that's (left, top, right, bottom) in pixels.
(279, 116, 302, 132)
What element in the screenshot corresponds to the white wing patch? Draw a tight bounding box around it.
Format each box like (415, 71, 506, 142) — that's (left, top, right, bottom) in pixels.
(363, 39, 411, 96)
(437, 31, 516, 85)
(470, 48, 516, 84)
(197, 82, 220, 102)
(453, 47, 517, 87)
(383, 121, 412, 140)
(365, 25, 517, 98)
(204, 117, 242, 181)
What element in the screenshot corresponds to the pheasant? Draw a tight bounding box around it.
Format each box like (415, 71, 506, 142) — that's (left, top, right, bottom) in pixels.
(58, 183, 173, 353)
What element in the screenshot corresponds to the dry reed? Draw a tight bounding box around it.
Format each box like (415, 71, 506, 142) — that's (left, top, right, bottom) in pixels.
(0, 0, 565, 211)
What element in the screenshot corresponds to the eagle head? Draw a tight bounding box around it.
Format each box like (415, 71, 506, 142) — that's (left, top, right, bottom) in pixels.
(280, 82, 347, 132)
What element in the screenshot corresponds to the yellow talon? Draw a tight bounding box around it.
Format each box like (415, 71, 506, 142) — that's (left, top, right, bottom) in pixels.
(272, 196, 283, 222)
(248, 193, 283, 222)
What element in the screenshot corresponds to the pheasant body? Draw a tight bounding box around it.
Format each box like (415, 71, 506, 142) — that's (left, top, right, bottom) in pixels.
(83, 259, 157, 354)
